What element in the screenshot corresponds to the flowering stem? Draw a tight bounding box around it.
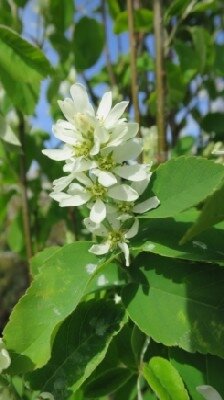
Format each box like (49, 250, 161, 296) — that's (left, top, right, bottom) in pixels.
(153, 0, 168, 162)
(17, 110, 33, 261)
(127, 0, 140, 126)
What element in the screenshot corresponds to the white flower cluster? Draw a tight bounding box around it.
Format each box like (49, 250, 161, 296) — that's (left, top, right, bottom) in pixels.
(0, 338, 11, 373)
(43, 83, 160, 265)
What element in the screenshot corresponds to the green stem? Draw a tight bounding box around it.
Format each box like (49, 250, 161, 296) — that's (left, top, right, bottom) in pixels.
(17, 110, 33, 261)
(153, 0, 168, 162)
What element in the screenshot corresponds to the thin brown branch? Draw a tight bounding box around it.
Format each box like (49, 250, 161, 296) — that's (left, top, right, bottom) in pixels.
(127, 0, 140, 126)
(17, 111, 33, 260)
(153, 0, 168, 162)
(102, 0, 117, 87)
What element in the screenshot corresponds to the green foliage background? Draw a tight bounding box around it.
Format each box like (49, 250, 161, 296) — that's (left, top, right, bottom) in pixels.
(0, 0, 224, 399)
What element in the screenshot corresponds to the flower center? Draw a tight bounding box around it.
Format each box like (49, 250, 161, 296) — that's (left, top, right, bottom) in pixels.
(117, 201, 134, 213)
(89, 183, 107, 198)
(97, 154, 116, 171)
(73, 140, 92, 157)
(108, 230, 124, 246)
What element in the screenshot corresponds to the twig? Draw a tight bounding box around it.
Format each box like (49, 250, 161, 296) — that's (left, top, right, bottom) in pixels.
(153, 0, 168, 162)
(102, 0, 117, 87)
(127, 0, 140, 126)
(17, 110, 33, 260)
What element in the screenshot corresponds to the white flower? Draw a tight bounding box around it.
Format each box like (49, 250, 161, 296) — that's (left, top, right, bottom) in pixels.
(0, 338, 11, 373)
(96, 91, 128, 129)
(106, 176, 160, 218)
(51, 173, 139, 224)
(86, 215, 139, 266)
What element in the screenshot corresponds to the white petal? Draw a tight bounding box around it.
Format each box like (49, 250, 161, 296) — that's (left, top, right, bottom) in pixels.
(39, 393, 54, 400)
(50, 192, 70, 202)
(133, 196, 160, 214)
(94, 170, 117, 187)
(58, 98, 76, 123)
(73, 158, 97, 172)
(124, 122, 139, 140)
(108, 184, 139, 201)
(213, 149, 224, 155)
(60, 193, 90, 207)
(196, 385, 223, 400)
(42, 148, 73, 161)
(84, 218, 108, 236)
(68, 183, 85, 194)
(70, 83, 92, 114)
(97, 91, 112, 119)
(125, 218, 139, 239)
(63, 159, 76, 172)
(75, 172, 92, 187)
(113, 138, 142, 163)
(118, 242, 130, 266)
(107, 124, 128, 147)
(90, 126, 109, 156)
(107, 213, 120, 230)
(89, 242, 110, 255)
(105, 101, 129, 129)
(0, 339, 11, 373)
(114, 164, 148, 182)
(53, 124, 80, 146)
(90, 199, 106, 224)
(131, 176, 152, 195)
(52, 174, 75, 192)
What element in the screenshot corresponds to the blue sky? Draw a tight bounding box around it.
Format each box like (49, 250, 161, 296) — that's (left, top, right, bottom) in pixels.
(20, 0, 223, 144)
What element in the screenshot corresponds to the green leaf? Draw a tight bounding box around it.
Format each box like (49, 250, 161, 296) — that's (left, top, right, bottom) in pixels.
(0, 115, 21, 146)
(0, 25, 52, 82)
(181, 183, 224, 243)
(201, 113, 224, 135)
(134, 211, 224, 265)
(122, 253, 224, 357)
(30, 246, 127, 289)
(3, 242, 116, 373)
(171, 136, 195, 158)
(215, 45, 224, 75)
(143, 357, 189, 400)
(143, 157, 224, 219)
(30, 247, 60, 276)
(29, 300, 127, 397)
(190, 27, 207, 73)
(84, 367, 132, 398)
(170, 348, 224, 400)
(0, 25, 52, 113)
(114, 9, 153, 34)
(74, 17, 104, 70)
(107, 0, 120, 19)
(164, 0, 189, 20)
(48, 0, 74, 32)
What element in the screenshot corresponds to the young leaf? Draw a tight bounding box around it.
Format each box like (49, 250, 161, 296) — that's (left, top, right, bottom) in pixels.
(143, 357, 189, 400)
(3, 242, 116, 373)
(29, 300, 127, 397)
(142, 157, 224, 219)
(122, 253, 224, 358)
